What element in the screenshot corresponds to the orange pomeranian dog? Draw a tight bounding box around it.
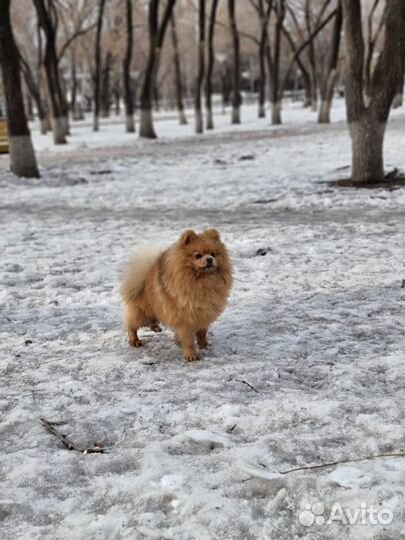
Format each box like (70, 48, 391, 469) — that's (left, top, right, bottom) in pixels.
(120, 229, 233, 361)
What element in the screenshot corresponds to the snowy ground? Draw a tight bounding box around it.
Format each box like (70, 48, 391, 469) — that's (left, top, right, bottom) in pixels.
(1, 101, 405, 540)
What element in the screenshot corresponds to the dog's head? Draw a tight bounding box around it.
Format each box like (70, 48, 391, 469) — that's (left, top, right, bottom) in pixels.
(178, 228, 227, 274)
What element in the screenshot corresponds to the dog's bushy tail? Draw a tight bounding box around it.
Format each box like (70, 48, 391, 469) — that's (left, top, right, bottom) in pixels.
(120, 245, 162, 302)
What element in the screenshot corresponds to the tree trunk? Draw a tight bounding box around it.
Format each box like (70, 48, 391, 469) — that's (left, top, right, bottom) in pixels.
(305, 0, 318, 111)
(40, 117, 49, 135)
(170, 11, 187, 125)
(205, 0, 219, 129)
(266, 48, 282, 125)
(93, 0, 106, 131)
(123, 0, 135, 132)
(195, 0, 205, 134)
(349, 115, 385, 183)
(19, 53, 47, 133)
(140, 0, 159, 138)
(70, 51, 79, 120)
(220, 64, 230, 113)
(266, 1, 285, 125)
(100, 51, 112, 117)
(253, 0, 273, 119)
(342, 0, 405, 183)
(258, 30, 266, 118)
(318, 1, 342, 123)
(318, 69, 337, 123)
(140, 0, 176, 138)
(33, 0, 67, 144)
(114, 89, 121, 115)
(228, 0, 241, 124)
(0, 0, 39, 178)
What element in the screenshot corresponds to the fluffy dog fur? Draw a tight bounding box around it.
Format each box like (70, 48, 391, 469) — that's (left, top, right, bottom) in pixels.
(120, 229, 233, 361)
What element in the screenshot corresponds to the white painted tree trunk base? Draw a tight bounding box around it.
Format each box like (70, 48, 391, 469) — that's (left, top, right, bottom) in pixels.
(271, 102, 282, 125)
(9, 135, 40, 178)
(139, 109, 157, 139)
(51, 117, 67, 144)
(195, 110, 203, 134)
(318, 100, 331, 123)
(349, 121, 386, 183)
(179, 109, 188, 125)
(205, 108, 213, 130)
(61, 116, 70, 136)
(125, 115, 135, 133)
(231, 106, 240, 124)
(392, 93, 403, 108)
(40, 119, 48, 135)
(258, 103, 266, 118)
(93, 115, 100, 132)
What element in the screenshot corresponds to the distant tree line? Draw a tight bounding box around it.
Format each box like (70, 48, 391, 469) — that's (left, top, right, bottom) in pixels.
(0, 0, 404, 184)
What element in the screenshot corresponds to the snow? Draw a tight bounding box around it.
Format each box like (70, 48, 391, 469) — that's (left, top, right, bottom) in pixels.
(1, 100, 405, 539)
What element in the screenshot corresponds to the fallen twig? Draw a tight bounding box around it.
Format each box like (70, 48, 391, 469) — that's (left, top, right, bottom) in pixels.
(234, 378, 259, 393)
(279, 452, 405, 475)
(222, 368, 259, 394)
(40, 418, 105, 454)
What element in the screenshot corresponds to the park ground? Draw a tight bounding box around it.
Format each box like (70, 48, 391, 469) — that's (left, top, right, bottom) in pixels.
(1, 101, 405, 539)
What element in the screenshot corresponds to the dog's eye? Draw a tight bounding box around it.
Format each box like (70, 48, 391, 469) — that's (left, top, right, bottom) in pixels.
(194, 253, 202, 259)
(210, 252, 216, 257)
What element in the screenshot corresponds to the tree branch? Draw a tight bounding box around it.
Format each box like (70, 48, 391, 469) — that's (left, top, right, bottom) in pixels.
(40, 418, 106, 454)
(58, 22, 97, 61)
(281, 7, 337, 92)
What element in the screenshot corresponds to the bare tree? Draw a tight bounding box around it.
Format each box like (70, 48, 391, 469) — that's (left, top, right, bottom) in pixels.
(228, 0, 241, 124)
(139, 0, 176, 139)
(170, 10, 187, 125)
(123, 0, 135, 132)
(205, 0, 219, 128)
(93, 0, 107, 131)
(318, 0, 342, 123)
(33, 0, 68, 144)
(139, 0, 159, 138)
(281, 4, 337, 122)
(19, 52, 48, 135)
(195, 0, 205, 133)
(304, 0, 320, 111)
(100, 50, 112, 117)
(266, 0, 285, 124)
(342, 0, 405, 183)
(0, 0, 39, 177)
(364, 0, 384, 99)
(256, 0, 273, 118)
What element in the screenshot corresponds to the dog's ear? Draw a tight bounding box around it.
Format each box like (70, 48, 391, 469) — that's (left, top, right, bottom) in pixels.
(204, 228, 220, 242)
(180, 229, 198, 245)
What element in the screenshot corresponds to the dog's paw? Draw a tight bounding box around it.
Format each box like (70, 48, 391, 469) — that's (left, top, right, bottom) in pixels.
(129, 338, 143, 348)
(184, 350, 199, 362)
(197, 340, 211, 349)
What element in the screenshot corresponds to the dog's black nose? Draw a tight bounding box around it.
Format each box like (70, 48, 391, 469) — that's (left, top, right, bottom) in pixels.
(206, 257, 213, 265)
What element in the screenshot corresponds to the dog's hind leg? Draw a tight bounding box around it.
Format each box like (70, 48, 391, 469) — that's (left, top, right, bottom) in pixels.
(196, 328, 210, 349)
(124, 304, 147, 348)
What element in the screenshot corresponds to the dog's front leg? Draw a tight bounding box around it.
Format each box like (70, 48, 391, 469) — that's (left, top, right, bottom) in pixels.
(177, 326, 199, 362)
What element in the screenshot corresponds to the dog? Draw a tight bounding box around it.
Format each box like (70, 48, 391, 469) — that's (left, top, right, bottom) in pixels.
(120, 229, 232, 361)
